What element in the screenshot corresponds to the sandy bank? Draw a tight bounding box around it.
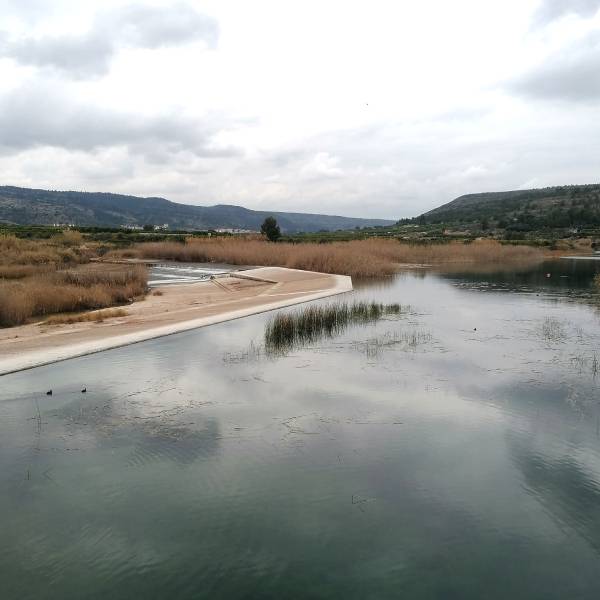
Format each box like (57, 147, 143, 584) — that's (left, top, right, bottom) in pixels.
(0, 267, 352, 376)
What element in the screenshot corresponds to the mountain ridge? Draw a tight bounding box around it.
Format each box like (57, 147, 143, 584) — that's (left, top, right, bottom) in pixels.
(420, 183, 600, 228)
(0, 186, 395, 233)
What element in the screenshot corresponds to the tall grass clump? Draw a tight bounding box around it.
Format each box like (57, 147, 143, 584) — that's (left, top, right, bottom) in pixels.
(114, 237, 547, 279)
(0, 234, 90, 274)
(264, 301, 403, 353)
(0, 234, 148, 327)
(0, 265, 147, 327)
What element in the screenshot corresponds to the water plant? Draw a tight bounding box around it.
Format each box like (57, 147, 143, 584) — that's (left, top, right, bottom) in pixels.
(264, 301, 403, 354)
(540, 316, 566, 343)
(354, 330, 432, 357)
(571, 352, 599, 377)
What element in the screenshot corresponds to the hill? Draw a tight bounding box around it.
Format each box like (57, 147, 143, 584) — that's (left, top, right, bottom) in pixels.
(0, 186, 394, 233)
(421, 184, 600, 230)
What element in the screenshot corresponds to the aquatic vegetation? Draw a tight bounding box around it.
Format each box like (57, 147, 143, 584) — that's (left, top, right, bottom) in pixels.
(571, 353, 599, 377)
(264, 301, 403, 354)
(540, 316, 567, 343)
(223, 340, 264, 363)
(353, 329, 432, 357)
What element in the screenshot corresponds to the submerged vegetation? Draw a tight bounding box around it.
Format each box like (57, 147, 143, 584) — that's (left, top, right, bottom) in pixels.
(353, 330, 432, 357)
(264, 301, 403, 353)
(540, 316, 567, 343)
(0, 235, 147, 327)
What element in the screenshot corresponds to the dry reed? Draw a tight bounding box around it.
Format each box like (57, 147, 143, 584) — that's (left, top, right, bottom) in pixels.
(0, 264, 147, 327)
(114, 238, 546, 279)
(0, 234, 147, 327)
(0, 234, 90, 270)
(44, 308, 128, 325)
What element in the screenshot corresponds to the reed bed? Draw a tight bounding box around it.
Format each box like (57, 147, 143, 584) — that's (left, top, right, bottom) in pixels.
(264, 301, 402, 353)
(0, 265, 147, 327)
(117, 238, 547, 279)
(0, 234, 89, 273)
(0, 234, 147, 327)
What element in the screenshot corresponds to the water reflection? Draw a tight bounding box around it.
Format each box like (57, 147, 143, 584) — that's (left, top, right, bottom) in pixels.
(2, 259, 600, 598)
(436, 258, 600, 298)
(508, 430, 600, 553)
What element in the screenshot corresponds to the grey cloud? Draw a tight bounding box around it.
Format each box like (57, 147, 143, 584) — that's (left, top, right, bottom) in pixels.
(109, 4, 219, 49)
(509, 31, 600, 101)
(0, 84, 237, 159)
(1, 3, 218, 78)
(532, 0, 600, 25)
(5, 34, 114, 79)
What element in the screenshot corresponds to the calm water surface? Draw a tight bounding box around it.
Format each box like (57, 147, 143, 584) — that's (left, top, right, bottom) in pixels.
(2, 259, 600, 599)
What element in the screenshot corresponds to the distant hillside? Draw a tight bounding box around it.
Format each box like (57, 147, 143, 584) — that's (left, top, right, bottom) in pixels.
(421, 184, 600, 229)
(0, 186, 394, 233)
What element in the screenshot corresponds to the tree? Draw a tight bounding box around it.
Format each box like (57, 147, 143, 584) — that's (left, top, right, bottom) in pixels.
(261, 216, 281, 242)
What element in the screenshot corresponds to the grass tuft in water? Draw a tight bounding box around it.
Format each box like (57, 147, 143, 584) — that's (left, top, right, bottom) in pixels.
(572, 352, 599, 377)
(265, 301, 403, 354)
(540, 316, 567, 343)
(353, 330, 432, 357)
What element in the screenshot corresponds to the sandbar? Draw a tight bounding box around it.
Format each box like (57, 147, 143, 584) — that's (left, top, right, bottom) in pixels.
(0, 267, 352, 376)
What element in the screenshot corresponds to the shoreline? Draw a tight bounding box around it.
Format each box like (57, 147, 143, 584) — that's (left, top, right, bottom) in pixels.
(0, 267, 352, 376)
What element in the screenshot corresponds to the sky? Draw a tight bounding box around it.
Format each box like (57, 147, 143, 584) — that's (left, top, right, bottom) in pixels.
(0, 0, 599, 219)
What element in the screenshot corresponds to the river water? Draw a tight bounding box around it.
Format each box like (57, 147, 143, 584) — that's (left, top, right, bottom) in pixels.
(2, 258, 600, 599)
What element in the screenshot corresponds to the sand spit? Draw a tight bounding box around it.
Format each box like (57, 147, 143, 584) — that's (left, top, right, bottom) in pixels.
(0, 267, 352, 376)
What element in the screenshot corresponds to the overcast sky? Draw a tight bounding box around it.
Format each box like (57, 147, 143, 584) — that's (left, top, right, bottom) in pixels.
(1, 0, 599, 218)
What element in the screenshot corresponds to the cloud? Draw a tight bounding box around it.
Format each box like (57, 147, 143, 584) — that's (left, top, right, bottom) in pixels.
(509, 31, 600, 101)
(532, 0, 600, 26)
(0, 3, 218, 78)
(300, 152, 344, 180)
(1, 0, 51, 19)
(0, 83, 237, 159)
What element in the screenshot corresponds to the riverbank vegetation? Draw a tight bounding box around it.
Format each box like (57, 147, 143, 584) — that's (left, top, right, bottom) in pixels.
(0, 228, 575, 327)
(44, 308, 129, 326)
(112, 238, 548, 278)
(0, 235, 147, 327)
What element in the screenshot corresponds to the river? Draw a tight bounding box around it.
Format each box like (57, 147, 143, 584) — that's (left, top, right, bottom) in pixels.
(2, 258, 600, 599)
